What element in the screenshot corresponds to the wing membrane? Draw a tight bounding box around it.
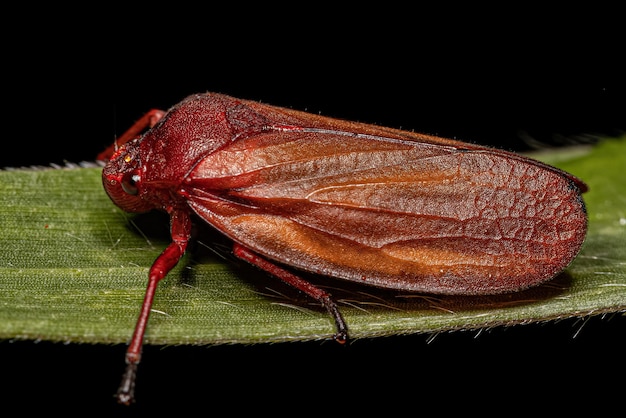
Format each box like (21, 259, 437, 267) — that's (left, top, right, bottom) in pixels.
(185, 127, 586, 294)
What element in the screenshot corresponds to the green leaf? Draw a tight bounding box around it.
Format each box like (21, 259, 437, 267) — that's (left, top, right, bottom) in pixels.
(1, 137, 624, 345)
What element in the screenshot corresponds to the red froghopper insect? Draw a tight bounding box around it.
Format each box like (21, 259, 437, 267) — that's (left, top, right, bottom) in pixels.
(101, 92, 588, 404)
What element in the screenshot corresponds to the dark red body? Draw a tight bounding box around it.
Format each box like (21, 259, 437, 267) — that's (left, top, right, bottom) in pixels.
(102, 92, 587, 404)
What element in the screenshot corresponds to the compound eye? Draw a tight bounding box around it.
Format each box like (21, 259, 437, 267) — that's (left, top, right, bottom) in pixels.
(121, 172, 141, 195)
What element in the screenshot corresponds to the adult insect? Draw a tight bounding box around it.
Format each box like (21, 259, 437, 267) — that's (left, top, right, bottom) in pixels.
(102, 92, 587, 404)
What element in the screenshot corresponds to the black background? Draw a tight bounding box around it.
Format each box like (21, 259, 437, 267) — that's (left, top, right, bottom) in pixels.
(2, 8, 624, 416)
(5, 63, 624, 169)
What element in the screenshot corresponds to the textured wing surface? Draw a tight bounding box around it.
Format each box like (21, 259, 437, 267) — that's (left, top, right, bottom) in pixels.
(185, 127, 586, 295)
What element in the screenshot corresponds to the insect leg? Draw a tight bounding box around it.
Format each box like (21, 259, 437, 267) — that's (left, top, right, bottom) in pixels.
(117, 211, 191, 405)
(98, 109, 166, 161)
(232, 243, 348, 344)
